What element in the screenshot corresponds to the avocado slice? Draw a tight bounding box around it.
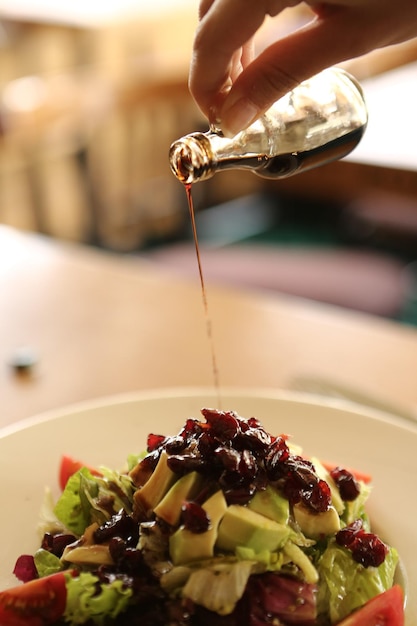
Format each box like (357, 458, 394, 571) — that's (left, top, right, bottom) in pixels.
(247, 485, 289, 524)
(216, 505, 290, 553)
(154, 471, 204, 527)
(134, 450, 177, 517)
(293, 502, 340, 538)
(169, 490, 227, 565)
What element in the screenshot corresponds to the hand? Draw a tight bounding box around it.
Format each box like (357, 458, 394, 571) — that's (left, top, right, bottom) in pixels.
(189, 0, 417, 136)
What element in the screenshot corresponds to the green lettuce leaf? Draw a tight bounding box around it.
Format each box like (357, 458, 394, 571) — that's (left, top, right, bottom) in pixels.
(54, 468, 93, 535)
(53, 467, 135, 536)
(126, 451, 146, 472)
(317, 540, 399, 622)
(64, 572, 132, 625)
(182, 560, 253, 615)
(34, 548, 64, 577)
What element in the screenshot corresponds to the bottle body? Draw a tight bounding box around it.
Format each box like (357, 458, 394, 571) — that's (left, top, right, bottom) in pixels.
(169, 67, 367, 184)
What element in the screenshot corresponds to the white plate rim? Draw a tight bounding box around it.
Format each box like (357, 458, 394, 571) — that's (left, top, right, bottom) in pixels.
(2, 386, 417, 440)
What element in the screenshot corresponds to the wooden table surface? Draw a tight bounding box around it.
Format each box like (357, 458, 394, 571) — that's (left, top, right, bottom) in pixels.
(1, 224, 416, 429)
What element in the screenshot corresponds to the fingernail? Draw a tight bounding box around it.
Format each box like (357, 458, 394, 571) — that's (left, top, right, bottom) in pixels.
(221, 97, 260, 137)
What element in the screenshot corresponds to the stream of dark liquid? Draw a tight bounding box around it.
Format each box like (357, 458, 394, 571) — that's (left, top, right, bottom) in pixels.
(185, 183, 221, 406)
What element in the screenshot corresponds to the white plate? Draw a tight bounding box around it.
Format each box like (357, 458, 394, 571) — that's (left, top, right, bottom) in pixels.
(0, 387, 415, 624)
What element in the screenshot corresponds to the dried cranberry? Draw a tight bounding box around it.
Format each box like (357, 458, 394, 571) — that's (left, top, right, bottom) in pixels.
(201, 408, 240, 440)
(305, 479, 332, 513)
(223, 483, 257, 505)
(181, 418, 205, 438)
(330, 467, 360, 501)
(215, 446, 241, 472)
(41, 532, 77, 557)
(353, 534, 389, 567)
(336, 520, 388, 567)
(109, 536, 146, 573)
(94, 509, 139, 545)
(167, 454, 207, 475)
(235, 425, 271, 454)
(287, 457, 317, 487)
(198, 432, 223, 457)
(238, 450, 258, 482)
(140, 409, 333, 517)
(147, 433, 167, 452)
(253, 468, 268, 492)
(218, 468, 242, 491)
(181, 501, 210, 533)
(165, 435, 188, 454)
(138, 449, 160, 474)
(108, 535, 127, 562)
(246, 417, 263, 429)
(265, 437, 290, 480)
(269, 452, 331, 513)
(337, 518, 363, 547)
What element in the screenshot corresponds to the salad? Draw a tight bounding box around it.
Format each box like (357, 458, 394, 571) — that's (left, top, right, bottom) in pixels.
(0, 408, 404, 626)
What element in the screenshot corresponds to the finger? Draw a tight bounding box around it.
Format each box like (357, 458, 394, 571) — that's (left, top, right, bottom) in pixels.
(198, 0, 217, 19)
(189, 0, 281, 119)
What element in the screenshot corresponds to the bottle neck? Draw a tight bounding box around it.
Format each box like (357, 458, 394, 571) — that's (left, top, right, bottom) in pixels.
(169, 132, 216, 184)
(169, 131, 270, 184)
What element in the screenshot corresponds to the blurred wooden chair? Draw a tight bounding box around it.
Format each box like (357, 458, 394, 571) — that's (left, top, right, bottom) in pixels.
(0, 14, 202, 250)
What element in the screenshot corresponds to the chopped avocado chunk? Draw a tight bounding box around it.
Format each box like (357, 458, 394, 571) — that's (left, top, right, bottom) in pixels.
(154, 471, 203, 526)
(216, 505, 290, 553)
(134, 450, 177, 517)
(170, 490, 228, 565)
(248, 485, 289, 524)
(293, 503, 340, 538)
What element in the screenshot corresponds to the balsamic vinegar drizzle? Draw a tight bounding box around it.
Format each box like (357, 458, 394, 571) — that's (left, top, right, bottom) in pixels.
(185, 183, 221, 406)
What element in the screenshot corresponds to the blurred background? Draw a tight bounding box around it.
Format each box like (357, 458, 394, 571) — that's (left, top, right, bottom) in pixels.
(1, 0, 417, 325)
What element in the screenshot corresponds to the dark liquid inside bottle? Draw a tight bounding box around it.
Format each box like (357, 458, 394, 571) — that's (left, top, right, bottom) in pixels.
(217, 126, 365, 180)
(263, 125, 364, 178)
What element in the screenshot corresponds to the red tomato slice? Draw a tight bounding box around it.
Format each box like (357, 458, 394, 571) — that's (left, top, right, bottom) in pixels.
(337, 586, 404, 626)
(0, 572, 67, 626)
(320, 460, 372, 484)
(59, 455, 102, 491)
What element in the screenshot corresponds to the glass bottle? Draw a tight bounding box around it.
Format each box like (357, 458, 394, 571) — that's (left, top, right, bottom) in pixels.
(169, 67, 367, 184)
